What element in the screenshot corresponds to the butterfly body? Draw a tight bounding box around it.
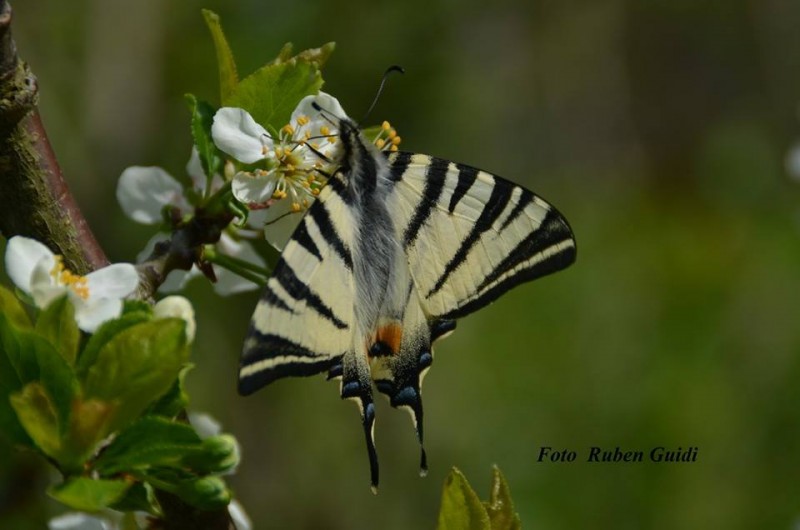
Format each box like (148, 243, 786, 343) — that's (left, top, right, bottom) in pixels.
(239, 118, 576, 491)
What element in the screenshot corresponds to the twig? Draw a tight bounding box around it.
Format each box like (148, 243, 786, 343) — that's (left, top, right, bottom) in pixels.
(0, 0, 108, 274)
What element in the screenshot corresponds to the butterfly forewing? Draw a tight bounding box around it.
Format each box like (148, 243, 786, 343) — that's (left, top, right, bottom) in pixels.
(387, 152, 576, 320)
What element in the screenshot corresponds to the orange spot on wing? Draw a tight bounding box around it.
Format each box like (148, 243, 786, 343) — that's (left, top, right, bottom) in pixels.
(370, 322, 403, 356)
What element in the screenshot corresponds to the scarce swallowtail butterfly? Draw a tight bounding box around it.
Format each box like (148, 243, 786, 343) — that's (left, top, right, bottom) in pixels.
(238, 94, 576, 492)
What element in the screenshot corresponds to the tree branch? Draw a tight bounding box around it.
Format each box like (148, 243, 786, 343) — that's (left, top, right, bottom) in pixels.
(0, 0, 107, 274)
(0, 3, 236, 528)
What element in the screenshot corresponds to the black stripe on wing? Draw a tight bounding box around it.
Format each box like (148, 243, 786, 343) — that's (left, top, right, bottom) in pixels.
(441, 208, 575, 320)
(403, 157, 448, 248)
(308, 200, 353, 270)
(448, 164, 478, 213)
(427, 180, 514, 298)
(271, 257, 348, 330)
(239, 331, 343, 395)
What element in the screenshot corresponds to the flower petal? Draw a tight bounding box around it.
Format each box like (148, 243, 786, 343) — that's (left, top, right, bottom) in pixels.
(84, 263, 139, 299)
(188, 412, 221, 439)
(117, 166, 187, 224)
(154, 295, 196, 342)
(263, 198, 305, 251)
(5, 236, 55, 293)
(48, 512, 112, 530)
(231, 171, 277, 207)
(212, 235, 266, 295)
(29, 254, 68, 309)
(73, 297, 123, 333)
(212, 108, 273, 164)
(292, 91, 348, 129)
(186, 147, 225, 196)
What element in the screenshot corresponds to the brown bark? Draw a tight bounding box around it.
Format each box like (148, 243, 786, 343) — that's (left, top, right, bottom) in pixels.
(0, 1, 108, 274)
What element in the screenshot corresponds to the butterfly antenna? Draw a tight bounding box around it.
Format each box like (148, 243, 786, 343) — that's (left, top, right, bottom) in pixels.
(359, 65, 405, 127)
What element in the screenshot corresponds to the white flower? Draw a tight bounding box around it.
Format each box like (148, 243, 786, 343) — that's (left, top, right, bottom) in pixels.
(49, 513, 113, 530)
(117, 150, 266, 296)
(5, 236, 139, 333)
(229, 500, 252, 530)
(153, 295, 196, 342)
(213, 93, 345, 211)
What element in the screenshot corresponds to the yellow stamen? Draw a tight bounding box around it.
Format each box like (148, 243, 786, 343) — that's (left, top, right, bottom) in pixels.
(50, 255, 90, 300)
(282, 124, 295, 135)
(320, 125, 330, 136)
(382, 121, 391, 130)
(312, 188, 320, 196)
(392, 136, 402, 146)
(387, 129, 397, 140)
(297, 115, 310, 126)
(291, 202, 301, 212)
(376, 139, 386, 149)
(307, 175, 316, 183)
(390, 144, 398, 152)
(274, 146, 284, 158)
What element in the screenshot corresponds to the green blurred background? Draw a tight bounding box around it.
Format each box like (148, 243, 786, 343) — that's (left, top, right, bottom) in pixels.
(3, 0, 800, 528)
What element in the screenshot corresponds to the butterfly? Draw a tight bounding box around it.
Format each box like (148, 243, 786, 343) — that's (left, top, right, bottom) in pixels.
(237, 111, 576, 492)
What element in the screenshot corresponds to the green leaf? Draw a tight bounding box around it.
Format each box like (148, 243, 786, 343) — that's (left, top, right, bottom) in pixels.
(76, 311, 152, 381)
(65, 397, 116, 463)
(48, 477, 132, 512)
(437, 468, 491, 530)
(270, 41, 336, 68)
(9, 382, 61, 459)
(83, 319, 189, 432)
(483, 466, 522, 530)
(0, 315, 33, 446)
(186, 94, 222, 180)
(94, 416, 203, 475)
(0, 284, 31, 329)
(35, 295, 80, 364)
(146, 364, 193, 418)
(111, 481, 159, 515)
(181, 434, 240, 475)
(174, 476, 231, 509)
(227, 60, 323, 131)
(202, 9, 238, 104)
(123, 299, 153, 317)
(0, 313, 78, 445)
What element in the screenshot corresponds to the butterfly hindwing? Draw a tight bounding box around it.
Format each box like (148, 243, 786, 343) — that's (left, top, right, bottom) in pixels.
(238, 182, 357, 395)
(387, 152, 576, 320)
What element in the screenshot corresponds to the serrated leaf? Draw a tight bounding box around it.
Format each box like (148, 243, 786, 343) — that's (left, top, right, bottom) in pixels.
(484, 466, 522, 530)
(94, 416, 203, 475)
(76, 311, 152, 381)
(35, 295, 80, 364)
(48, 477, 132, 512)
(437, 468, 491, 530)
(270, 42, 336, 68)
(146, 364, 193, 418)
(9, 382, 61, 459)
(294, 42, 335, 68)
(227, 61, 323, 132)
(83, 319, 189, 432)
(202, 9, 238, 104)
(0, 284, 31, 329)
(186, 94, 222, 179)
